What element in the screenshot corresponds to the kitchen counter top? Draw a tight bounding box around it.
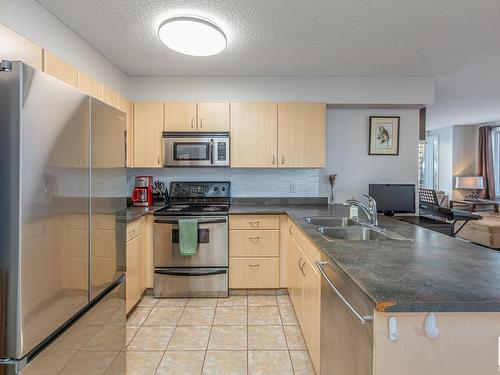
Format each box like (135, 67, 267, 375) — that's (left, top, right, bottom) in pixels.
(126, 205, 164, 222)
(230, 203, 500, 313)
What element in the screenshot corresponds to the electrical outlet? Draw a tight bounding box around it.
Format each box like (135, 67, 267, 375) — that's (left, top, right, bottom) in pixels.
(290, 183, 297, 193)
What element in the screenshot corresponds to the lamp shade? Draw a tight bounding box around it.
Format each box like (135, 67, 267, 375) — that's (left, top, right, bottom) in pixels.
(454, 176, 484, 190)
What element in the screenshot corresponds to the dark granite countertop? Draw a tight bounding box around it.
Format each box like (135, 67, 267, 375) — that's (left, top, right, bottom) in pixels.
(126, 205, 164, 222)
(229, 202, 500, 313)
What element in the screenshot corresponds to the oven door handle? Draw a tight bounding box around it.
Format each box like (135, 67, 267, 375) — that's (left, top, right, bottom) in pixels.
(154, 218, 227, 225)
(155, 269, 227, 277)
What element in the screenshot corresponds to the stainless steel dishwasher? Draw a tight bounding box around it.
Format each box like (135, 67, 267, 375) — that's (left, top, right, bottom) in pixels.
(316, 257, 375, 375)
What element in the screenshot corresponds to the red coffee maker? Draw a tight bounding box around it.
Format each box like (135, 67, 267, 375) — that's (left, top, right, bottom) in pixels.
(132, 176, 153, 207)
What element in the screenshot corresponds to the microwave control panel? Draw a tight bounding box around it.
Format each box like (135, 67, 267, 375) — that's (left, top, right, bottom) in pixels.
(217, 142, 227, 161)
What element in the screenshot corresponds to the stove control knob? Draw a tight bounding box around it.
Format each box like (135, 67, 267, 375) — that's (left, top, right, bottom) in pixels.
(221, 187, 226, 191)
(213, 187, 219, 192)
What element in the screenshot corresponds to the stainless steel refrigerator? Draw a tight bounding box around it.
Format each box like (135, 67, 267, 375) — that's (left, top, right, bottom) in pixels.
(0, 61, 127, 374)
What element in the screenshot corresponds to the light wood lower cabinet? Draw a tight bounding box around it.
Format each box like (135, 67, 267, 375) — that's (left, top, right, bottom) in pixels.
(126, 217, 147, 313)
(126, 234, 141, 313)
(373, 311, 500, 375)
(288, 220, 321, 374)
(229, 230, 279, 257)
(229, 258, 279, 288)
(229, 214, 280, 230)
(229, 214, 280, 288)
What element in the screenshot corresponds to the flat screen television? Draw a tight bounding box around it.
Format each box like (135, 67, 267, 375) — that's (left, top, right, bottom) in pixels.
(368, 184, 416, 216)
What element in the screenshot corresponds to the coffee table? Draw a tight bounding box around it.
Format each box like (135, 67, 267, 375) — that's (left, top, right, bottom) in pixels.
(450, 199, 499, 213)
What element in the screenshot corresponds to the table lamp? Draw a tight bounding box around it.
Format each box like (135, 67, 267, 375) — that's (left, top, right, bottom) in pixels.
(454, 176, 484, 201)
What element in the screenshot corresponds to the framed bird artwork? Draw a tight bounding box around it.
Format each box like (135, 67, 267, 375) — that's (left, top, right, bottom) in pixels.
(369, 116, 400, 155)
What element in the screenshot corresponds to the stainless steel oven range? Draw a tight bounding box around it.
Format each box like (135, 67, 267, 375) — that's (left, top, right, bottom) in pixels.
(153, 181, 230, 297)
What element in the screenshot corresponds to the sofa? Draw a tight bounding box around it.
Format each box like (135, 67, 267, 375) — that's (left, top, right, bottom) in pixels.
(458, 213, 500, 249)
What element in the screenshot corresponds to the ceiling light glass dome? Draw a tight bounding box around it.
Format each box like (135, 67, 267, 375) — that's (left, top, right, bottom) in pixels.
(158, 16, 227, 56)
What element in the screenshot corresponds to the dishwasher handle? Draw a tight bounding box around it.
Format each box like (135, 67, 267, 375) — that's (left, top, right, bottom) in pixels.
(316, 261, 373, 325)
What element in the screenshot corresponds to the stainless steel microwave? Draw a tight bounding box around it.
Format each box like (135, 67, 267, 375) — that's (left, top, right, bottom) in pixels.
(162, 132, 230, 167)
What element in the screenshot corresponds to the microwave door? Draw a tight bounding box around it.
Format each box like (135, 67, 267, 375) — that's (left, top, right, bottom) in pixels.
(167, 138, 212, 166)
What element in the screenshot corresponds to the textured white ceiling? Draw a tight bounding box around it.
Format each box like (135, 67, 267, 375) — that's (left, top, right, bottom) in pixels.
(36, 0, 500, 77)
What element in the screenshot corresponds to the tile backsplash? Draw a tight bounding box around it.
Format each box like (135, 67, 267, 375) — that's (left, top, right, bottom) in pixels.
(127, 168, 323, 197)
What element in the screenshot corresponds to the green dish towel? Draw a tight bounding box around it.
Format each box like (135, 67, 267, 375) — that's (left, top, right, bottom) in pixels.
(179, 218, 198, 256)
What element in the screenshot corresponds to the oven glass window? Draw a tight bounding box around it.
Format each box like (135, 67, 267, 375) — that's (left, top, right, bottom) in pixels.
(172, 229, 209, 243)
(173, 142, 210, 161)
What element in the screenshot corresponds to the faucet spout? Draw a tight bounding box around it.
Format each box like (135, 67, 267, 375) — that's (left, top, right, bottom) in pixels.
(344, 195, 379, 227)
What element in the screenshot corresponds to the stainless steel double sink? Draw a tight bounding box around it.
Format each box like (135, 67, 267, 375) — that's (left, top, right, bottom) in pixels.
(304, 216, 407, 241)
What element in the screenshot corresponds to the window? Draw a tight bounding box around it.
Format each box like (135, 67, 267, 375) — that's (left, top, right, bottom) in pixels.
(417, 135, 439, 191)
(491, 128, 500, 197)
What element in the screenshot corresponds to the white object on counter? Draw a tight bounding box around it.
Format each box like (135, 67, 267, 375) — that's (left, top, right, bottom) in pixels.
(388, 316, 399, 342)
(424, 313, 440, 339)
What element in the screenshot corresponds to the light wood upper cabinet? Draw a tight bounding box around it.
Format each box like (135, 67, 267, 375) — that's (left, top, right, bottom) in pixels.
(133, 102, 164, 168)
(77, 70, 103, 100)
(102, 85, 120, 109)
(118, 96, 134, 167)
(0, 23, 43, 70)
(164, 102, 197, 131)
(198, 103, 230, 131)
(42, 50, 78, 87)
(165, 102, 229, 132)
(278, 102, 326, 168)
(230, 103, 278, 168)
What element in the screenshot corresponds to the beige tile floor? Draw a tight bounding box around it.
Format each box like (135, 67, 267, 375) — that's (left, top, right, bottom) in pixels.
(124, 293, 316, 375)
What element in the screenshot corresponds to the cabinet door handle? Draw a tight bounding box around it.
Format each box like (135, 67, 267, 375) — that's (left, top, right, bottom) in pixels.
(289, 224, 293, 235)
(316, 261, 374, 324)
(200, 118, 203, 129)
(298, 257, 304, 271)
(191, 118, 194, 129)
(281, 155, 285, 165)
(248, 221, 260, 227)
(248, 264, 260, 268)
(157, 155, 161, 165)
(272, 155, 276, 165)
(248, 236, 260, 241)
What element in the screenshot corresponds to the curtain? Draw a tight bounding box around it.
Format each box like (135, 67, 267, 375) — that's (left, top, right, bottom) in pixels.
(478, 126, 495, 199)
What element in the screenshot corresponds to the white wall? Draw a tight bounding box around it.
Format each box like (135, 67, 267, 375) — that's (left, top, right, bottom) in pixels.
(127, 76, 434, 105)
(320, 109, 420, 202)
(0, 0, 128, 93)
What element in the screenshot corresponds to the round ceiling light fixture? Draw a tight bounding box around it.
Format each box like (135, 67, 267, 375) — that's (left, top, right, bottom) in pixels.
(158, 16, 227, 56)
